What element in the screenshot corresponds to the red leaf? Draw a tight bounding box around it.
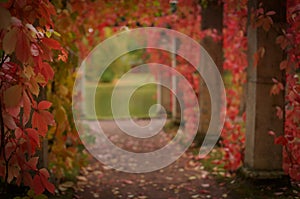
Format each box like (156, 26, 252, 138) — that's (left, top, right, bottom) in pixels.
(23, 171, 32, 187)
(45, 180, 55, 194)
(41, 62, 54, 82)
(3, 112, 17, 130)
(39, 168, 55, 194)
(40, 110, 55, 125)
(41, 37, 61, 50)
(27, 157, 39, 170)
(25, 128, 40, 149)
(274, 136, 288, 145)
(15, 29, 31, 63)
(38, 101, 52, 110)
(15, 127, 23, 139)
(39, 168, 50, 179)
(22, 91, 31, 124)
(32, 175, 44, 195)
(32, 111, 48, 135)
(32, 110, 54, 136)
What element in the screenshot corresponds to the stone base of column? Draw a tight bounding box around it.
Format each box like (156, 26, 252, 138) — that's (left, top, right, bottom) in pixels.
(240, 167, 286, 179)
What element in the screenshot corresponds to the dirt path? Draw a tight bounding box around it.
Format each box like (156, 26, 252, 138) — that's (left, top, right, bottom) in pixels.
(73, 120, 230, 199)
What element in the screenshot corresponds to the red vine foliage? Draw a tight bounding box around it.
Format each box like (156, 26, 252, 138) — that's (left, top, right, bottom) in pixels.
(0, 0, 66, 195)
(54, 0, 204, 139)
(269, 0, 300, 181)
(221, 0, 248, 171)
(282, 0, 300, 181)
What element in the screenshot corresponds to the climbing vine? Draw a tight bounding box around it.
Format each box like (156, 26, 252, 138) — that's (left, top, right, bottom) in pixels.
(221, 0, 248, 171)
(0, 0, 66, 195)
(268, 0, 300, 181)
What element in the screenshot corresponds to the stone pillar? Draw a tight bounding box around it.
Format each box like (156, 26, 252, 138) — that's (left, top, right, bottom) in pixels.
(198, 0, 223, 138)
(243, 0, 286, 178)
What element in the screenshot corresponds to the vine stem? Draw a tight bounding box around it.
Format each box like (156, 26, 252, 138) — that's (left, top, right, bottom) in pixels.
(0, 52, 12, 193)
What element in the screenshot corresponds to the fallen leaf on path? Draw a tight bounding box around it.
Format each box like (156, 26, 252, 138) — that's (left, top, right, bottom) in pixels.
(222, 193, 228, 198)
(121, 179, 133, 184)
(58, 181, 74, 191)
(188, 176, 197, 180)
(76, 176, 88, 182)
(191, 194, 200, 198)
(274, 192, 284, 196)
(201, 183, 210, 188)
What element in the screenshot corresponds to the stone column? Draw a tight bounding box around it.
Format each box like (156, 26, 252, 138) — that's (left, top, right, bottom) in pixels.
(243, 0, 286, 178)
(198, 0, 223, 140)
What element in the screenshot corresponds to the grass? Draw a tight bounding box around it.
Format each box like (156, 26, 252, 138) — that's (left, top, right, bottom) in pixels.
(84, 73, 157, 119)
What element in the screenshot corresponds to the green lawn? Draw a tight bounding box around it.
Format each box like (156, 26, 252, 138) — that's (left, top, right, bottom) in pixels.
(84, 74, 157, 119)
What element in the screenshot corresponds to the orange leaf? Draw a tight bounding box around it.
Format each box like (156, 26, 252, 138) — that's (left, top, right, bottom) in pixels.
(4, 84, 22, 108)
(280, 60, 288, 70)
(3, 28, 17, 54)
(28, 77, 40, 96)
(0, 7, 11, 29)
(38, 101, 52, 110)
(41, 37, 61, 50)
(32, 111, 48, 135)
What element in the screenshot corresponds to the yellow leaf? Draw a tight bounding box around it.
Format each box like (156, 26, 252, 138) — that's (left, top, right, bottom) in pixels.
(29, 78, 39, 96)
(24, 66, 35, 79)
(36, 73, 46, 84)
(55, 106, 66, 123)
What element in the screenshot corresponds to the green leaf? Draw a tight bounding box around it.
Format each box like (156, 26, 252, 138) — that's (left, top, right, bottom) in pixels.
(45, 31, 52, 38)
(53, 31, 61, 37)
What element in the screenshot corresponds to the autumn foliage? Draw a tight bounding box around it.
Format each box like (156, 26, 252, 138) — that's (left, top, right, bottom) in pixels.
(0, 0, 300, 197)
(0, 0, 66, 195)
